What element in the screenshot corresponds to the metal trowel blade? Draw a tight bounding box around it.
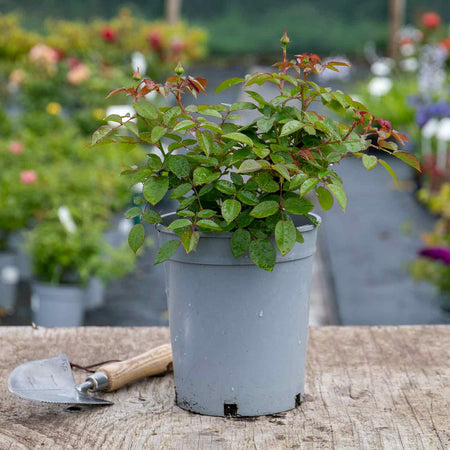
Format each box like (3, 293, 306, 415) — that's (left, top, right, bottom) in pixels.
(8, 354, 112, 405)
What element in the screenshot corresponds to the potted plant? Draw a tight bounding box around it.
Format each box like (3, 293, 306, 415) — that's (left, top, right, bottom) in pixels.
(26, 214, 135, 326)
(93, 31, 419, 417)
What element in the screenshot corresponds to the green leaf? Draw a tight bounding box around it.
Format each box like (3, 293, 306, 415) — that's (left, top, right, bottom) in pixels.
(362, 154, 378, 170)
(379, 159, 399, 183)
(249, 239, 276, 271)
(300, 178, 319, 196)
(221, 199, 241, 224)
(163, 106, 182, 125)
(143, 176, 169, 205)
(193, 167, 220, 185)
(197, 219, 223, 231)
(230, 173, 244, 185)
(92, 125, 113, 145)
(237, 190, 258, 205)
(288, 173, 309, 190)
(222, 132, 254, 147)
(173, 120, 195, 132)
(275, 220, 296, 256)
(128, 224, 145, 253)
(257, 117, 275, 133)
(215, 77, 244, 95)
(253, 146, 270, 159)
(199, 108, 222, 119)
(169, 183, 192, 199)
(237, 159, 262, 173)
(181, 230, 199, 253)
(328, 184, 347, 212)
(151, 126, 167, 143)
(197, 209, 217, 218)
(230, 229, 251, 257)
(316, 186, 334, 210)
(304, 125, 316, 135)
(168, 155, 191, 178)
(125, 207, 142, 219)
(142, 210, 162, 224)
(123, 121, 139, 137)
(197, 130, 213, 156)
(393, 151, 421, 171)
(154, 240, 180, 264)
(178, 209, 195, 217)
(250, 201, 279, 218)
(230, 102, 257, 111)
(284, 197, 314, 215)
(296, 229, 304, 243)
(133, 102, 158, 120)
(273, 164, 290, 181)
(166, 218, 192, 230)
(147, 154, 162, 171)
(215, 180, 236, 195)
(280, 120, 304, 137)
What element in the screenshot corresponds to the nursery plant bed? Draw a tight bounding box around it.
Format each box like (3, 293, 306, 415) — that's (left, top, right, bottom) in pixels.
(0, 325, 449, 448)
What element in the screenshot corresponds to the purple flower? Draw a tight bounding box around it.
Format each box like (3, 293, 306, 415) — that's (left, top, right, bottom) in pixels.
(419, 247, 450, 265)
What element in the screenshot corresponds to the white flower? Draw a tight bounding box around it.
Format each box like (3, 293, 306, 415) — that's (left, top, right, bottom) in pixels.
(131, 51, 147, 76)
(437, 118, 450, 142)
(400, 57, 419, 72)
(367, 77, 393, 97)
(422, 118, 440, 138)
(370, 58, 393, 76)
(58, 206, 77, 234)
(400, 43, 415, 57)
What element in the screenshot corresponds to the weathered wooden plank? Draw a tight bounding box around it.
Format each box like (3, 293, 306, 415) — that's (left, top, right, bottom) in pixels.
(0, 326, 449, 449)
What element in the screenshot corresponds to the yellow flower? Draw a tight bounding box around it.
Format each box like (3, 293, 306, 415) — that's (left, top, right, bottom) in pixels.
(93, 108, 106, 121)
(46, 102, 61, 115)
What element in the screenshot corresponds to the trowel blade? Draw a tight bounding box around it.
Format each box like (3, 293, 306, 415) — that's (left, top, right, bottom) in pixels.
(8, 354, 112, 405)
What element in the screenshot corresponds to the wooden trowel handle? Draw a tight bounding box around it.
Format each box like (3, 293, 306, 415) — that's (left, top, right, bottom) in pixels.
(98, 344, 173, 392)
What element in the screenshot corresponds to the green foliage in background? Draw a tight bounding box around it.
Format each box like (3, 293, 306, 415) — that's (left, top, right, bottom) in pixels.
(2, 0, 450, 56)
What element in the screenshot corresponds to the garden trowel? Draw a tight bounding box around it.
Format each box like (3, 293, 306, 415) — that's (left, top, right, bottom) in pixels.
(8, 344, 172, 406)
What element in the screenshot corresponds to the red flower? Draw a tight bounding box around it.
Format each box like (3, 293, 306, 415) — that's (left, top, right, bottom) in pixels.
(101, 26, 117, 43)
(147, 30, 163, 52)
(421, 12, 441, 29)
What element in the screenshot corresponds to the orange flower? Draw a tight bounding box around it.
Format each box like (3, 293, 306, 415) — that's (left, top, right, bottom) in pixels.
(440, 37, 450, 52)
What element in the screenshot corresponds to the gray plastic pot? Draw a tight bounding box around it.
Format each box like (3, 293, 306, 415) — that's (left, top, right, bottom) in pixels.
(156, 212, 321, 417)
(84, 277, 106, 310)
(8, 232, 32, 280)
(31, 282, 85, 327)
(0, 252, 19, 312)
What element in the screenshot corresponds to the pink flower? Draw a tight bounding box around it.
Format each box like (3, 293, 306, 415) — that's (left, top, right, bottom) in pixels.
(9, 141, 24, 154)
(67, 63, 90, 85)
(170, 37, 185, 55)
(20, 170, 37, 185)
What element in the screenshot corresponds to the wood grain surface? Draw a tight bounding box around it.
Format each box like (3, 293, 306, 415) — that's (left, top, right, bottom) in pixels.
(0, 326, 449, 449)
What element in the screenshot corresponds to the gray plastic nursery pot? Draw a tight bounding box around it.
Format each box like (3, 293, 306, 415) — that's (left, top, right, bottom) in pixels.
(156, 212, 321, 417)
(8, 232, 32, 280)
(0, 252, 18, 312)
(84, 277, 106, 310)
(31, 282, 85, 327)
